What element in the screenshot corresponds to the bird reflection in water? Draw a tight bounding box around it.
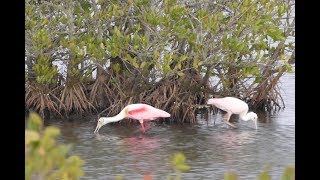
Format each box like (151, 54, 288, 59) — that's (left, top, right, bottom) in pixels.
(124, 135, 161, 178)
(208, 130, 256, 165)
(94, 132, 161, 178)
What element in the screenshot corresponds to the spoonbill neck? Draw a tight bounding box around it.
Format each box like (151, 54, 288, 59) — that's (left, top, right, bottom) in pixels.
(107, 108, 128, 123)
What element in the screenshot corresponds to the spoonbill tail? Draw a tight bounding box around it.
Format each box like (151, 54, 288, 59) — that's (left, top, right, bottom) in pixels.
(207, 97, 258, 129)
(94, 103, 171, 133)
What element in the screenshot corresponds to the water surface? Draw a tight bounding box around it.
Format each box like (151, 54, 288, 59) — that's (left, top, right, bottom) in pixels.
(46, 73, 295, 180)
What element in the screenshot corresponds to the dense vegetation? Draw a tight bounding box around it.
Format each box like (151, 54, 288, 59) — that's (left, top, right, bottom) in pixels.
(25, 0, 295, 121)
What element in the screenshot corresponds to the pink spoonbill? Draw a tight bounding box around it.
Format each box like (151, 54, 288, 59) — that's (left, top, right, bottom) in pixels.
(207, 97, 258, 129)
(94, 103, 171, 133)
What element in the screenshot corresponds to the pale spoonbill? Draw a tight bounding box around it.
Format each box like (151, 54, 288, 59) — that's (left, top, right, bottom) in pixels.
(94, 103, 171, 133)
(207, 97, 258, 129)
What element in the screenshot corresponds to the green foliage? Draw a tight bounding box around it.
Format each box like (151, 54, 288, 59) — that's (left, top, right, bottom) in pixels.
(266, 25, 286, 41)
(256, 164, 295, 180)
(26, 0, 294, 82)
(282, 165, 295, 180)
(25, 0, 294, 116)
(258, 165, 271, 180)
(25, 112, 85, 180)
(224, 171, 238, 180)
(171, 152, 191, 172)
(32, 29, 52, 52)
(32, 54, 58, 84)
(167, 152, 191, 180)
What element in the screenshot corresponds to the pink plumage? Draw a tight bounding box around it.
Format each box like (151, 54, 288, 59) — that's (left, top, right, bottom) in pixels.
(94, 103, 171, 133)
(126, 104, 170, 123)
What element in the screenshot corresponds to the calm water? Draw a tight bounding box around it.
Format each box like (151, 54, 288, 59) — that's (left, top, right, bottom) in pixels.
(46, 73, 295, 180)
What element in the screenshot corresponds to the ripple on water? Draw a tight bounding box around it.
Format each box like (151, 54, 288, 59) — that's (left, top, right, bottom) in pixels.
(46, 73, 294, 180)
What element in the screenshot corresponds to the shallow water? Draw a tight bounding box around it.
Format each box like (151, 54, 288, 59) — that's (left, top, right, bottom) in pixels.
(46, 73, 295, 180)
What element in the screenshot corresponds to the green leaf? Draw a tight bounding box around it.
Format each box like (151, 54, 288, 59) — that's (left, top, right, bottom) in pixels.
(114, 27, 122, 37)
(112, 63, 120, 73)
(131, 58, 139, 68)
(254, 76, 263, 83)
(27, 112, 43, 131)
(44, 127, 60, 137)
(140, 61, 148, 69)
(258, 165, 271, 180)
(25, 130, 40, 145)
(153, 50, 160, 60)
(193, 59, 199, 68)
(233, 2, 239, 8)
(115, 175, 123, 180)
(243, 0, 250, 6)
(61, 16, 68, 24)
(175, 164, 190, 172)
(172, 152, 186, 165)
(284, 62, 293, 73)
(266, 27, 285, 41)
(80, 0, 91, 12)
(224, 171, 238, 180)
(180, 55, 188, 61)
(177, 72, 184, 77)
(196, 9, 208, 19)
(278, 5, 288, 17)
(176, 63, 182, 70)
(40, 18, 48, 26)
(281, 165, 295, 180)
(99, 42, 105, 49)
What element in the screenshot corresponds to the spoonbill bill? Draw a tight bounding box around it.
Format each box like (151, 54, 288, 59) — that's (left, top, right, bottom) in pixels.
(94, 103, 171, 133)
(207, 97, 258, 129)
